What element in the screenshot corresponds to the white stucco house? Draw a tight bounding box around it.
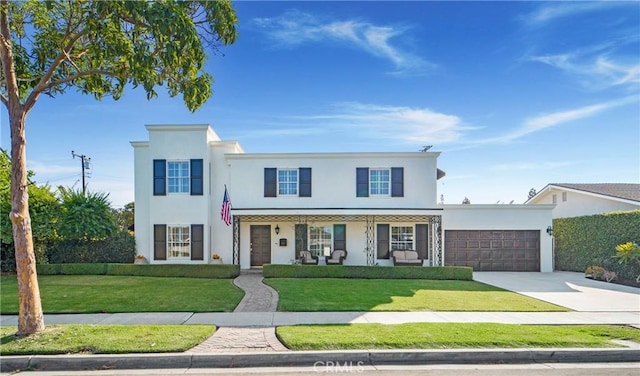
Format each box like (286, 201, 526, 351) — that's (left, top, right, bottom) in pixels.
(132, 124, 555, 272)
(526, 183, 640, 218)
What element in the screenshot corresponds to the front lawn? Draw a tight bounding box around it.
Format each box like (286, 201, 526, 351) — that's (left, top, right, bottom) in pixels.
(0, 275, 243, 313)
(277, 323, 640, 350)
(265, 279, 567, 311)
(0, 325, 214, 354)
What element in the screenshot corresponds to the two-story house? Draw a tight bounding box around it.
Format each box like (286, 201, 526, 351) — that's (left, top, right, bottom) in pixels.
(132, 124, 555, 272)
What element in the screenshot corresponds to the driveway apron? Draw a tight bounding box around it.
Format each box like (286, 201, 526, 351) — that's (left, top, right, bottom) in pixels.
(473, 271, 640, 312)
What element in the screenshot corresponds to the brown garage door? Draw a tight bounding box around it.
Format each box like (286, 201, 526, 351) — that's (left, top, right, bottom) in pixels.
(444, 230, 540, 271)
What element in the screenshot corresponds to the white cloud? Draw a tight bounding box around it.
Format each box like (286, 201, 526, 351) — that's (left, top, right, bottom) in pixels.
(253, 10, 435, 76)
(526, 2, 632, 25)
(298, 102, 472, 145)
(490, 161, 577, 172)
(27, 160, 78, 178)
(531, 52, 640, 90)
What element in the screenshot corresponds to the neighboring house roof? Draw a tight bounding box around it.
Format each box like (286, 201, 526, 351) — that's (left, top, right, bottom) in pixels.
(526, 183, 640, 204)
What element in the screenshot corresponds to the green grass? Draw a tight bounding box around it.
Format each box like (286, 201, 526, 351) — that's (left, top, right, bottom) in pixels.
(277, 323, 640, 350)
(0, 325, 215, 355)
(0, 275, 244, 313)
(265, 279, 567, 312)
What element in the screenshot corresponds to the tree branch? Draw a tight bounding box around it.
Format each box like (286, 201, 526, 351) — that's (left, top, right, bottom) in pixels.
(24, 29, 87, 111)
(44, 68, 116, 91)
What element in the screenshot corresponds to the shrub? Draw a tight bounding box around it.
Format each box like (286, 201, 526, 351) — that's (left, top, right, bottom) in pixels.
(614, 241, 640, 283)
(47, 230, 135, 264)
(263, 264, 473, 280)
(554, 210, 640, 280)
(106, 264, 240, 279)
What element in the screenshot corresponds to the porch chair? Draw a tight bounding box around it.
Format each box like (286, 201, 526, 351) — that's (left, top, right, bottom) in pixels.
(326, 249, 347, 265)
(299, 250, 319, 265)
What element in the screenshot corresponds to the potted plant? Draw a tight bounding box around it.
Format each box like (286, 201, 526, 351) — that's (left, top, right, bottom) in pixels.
(134, 255, 148, 264)
(212, 253, 222, 264)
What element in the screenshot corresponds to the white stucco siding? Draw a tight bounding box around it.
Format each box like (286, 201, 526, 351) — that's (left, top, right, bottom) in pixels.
(533, 189, 638, 218)
(226, 153, 440, 209)
(442, 205, 555, 272)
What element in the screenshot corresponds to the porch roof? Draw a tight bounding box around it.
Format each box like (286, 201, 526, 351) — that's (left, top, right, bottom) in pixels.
(231, 207, 443, 222)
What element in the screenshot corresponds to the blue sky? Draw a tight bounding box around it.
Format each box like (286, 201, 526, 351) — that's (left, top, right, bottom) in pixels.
(1, 1, 639, 208)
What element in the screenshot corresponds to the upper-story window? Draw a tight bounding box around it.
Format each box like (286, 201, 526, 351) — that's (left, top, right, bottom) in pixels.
(278, 169, 298, 196)
(562, 192, 567, 202)
(153, 159, 203, 196)
(370, 168, 390, 196)
(265, 167, 311, 197)
(168, 161, 190, 193)
(356, 167, 403, 197)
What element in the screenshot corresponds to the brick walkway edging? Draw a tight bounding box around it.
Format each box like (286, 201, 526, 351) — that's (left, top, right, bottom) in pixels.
(188, 270, 289, 353)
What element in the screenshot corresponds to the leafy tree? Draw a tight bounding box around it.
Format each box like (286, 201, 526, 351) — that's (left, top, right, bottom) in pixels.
(0, 0, 237, 335)
(528, 188, 537, 200)
(112, 201, 135, 232)
(1, 149, 59, 271)
(57, 187, 116, 240)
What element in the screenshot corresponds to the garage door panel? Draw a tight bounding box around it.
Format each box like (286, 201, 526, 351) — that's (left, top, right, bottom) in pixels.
(445, 230, 540, 272)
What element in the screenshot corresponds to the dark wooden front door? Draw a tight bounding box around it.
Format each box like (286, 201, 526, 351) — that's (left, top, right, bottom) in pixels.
(250, 225, 271, 266)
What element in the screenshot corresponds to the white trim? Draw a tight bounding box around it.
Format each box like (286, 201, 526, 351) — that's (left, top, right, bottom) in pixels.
(526, 184, 640, 206)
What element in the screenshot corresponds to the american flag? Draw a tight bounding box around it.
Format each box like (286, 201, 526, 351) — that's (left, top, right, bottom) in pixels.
(220, 186, 232, 226)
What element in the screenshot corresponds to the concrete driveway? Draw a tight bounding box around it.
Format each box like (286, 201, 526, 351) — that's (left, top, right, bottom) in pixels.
(473, 271, 640, 312)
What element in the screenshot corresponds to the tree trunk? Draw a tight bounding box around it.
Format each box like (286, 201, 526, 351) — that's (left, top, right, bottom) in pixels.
(10, 107, 45, 336)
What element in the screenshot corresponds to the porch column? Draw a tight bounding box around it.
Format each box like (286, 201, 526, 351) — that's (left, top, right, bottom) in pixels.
(430, 215, 443, 266)
(233, 216, 240, 265)
(365, 215, 375, 265)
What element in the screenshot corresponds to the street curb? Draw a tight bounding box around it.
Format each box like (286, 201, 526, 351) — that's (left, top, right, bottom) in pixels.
(2, 348, 639, 372)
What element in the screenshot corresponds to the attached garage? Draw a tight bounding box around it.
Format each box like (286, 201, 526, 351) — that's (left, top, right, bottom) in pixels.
(444, 230, 540, 271)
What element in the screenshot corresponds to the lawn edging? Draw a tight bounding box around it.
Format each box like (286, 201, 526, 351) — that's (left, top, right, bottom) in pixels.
(36, 263, 240, 279)
(263, 264, 472, 280)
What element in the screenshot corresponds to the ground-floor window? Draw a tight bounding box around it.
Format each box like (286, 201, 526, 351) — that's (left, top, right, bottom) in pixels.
(391, 226, 414, 251)
(309, 225, 332, 257)
(168, 225, 191, 258)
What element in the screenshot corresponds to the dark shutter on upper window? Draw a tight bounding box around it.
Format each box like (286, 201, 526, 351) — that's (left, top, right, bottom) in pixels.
(153, 159, 166, 196)
(416, 224, 428, 260)
(190, 159, 203, 196)
(299, 168, 312, 197)
(391, 167, 404, 197)
(376, 224, 389, 259)
(191, 224, 204, 260)
(333, 224, 346, 251)
(264, 168, 277, 197)
(295, 224, 308, 259)
(356, 168, 369, 197)
(153, 224, 167, 260)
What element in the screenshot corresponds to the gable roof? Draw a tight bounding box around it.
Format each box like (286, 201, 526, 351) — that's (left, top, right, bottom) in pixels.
(527, 183, 640, 204)
(551, 183, 639, 202)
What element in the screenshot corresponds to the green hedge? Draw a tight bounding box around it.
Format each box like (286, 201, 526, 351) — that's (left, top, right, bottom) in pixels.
(37, 263, 240, 279)
(46, 231, 135, 264)
(263, 264, 473, 280)
(554, 210, 640, 280)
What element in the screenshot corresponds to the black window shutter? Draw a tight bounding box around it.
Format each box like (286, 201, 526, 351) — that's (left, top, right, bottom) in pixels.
(191, 224, 204, 260)
(377, 224, 389, 259)
(264, 168, 277, 197)
(295, 224, 308, 259)
(356, 167, 369, 197)
(416, 224, 428, 260)
(333, 224, 346, 250)
(153, 224, 167, 260)
(299, 168, 312, 197)
(190, 159, 203, 196)
(391, 167, 404, 197)
(153, 159, 166, 196)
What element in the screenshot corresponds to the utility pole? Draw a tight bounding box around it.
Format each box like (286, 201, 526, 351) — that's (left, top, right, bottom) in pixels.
(71, 151, 90, 196)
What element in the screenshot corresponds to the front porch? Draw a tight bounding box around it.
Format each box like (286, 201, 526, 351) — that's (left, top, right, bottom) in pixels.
(230, 209, 443, 269)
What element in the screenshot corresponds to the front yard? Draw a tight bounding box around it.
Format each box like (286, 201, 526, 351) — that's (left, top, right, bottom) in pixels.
(265, 278, 568, 311)
(0, 275, 243, 313)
